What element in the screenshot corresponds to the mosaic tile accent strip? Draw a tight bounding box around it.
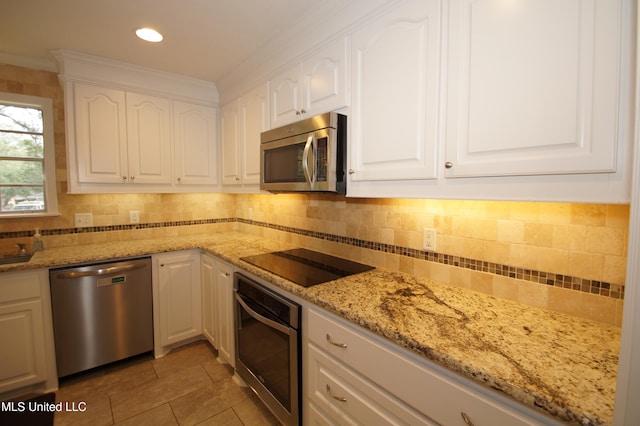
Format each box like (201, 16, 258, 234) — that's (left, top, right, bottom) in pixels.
(0, 217, 624, 300)
(236, 219, 625, 300)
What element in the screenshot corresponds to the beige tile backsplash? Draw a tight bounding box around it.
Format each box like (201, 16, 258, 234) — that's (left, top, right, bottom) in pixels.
(0, 63, 629, 326)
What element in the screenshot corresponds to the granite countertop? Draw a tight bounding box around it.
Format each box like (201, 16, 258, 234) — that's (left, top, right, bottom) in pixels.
(0, 232, 620, 425)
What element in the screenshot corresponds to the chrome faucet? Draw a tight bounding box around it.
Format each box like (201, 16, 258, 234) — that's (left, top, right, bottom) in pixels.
(15, 243, 27, 254)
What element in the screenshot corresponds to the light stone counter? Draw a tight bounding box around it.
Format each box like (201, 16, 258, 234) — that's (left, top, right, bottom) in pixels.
(0, 232, 620, 425)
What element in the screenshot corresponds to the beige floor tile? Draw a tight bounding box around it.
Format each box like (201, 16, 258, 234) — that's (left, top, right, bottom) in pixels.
(54, 397, 113, 426)
(170, 377, 253, 425)
(152, 342, 217, 378)
(233, 395, 280, 426)
(56, 355, 157, 405)
(114, 403, 178, 426)
(194, 408, 244, 426)
(110, 364, 212, 423)
(52, 341, 277, 426)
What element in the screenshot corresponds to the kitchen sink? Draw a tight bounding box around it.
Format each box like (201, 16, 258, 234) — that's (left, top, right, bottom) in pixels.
(0, 253, 33, 265)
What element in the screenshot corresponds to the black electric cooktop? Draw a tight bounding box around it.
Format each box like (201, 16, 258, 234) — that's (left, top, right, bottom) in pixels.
(240, 248, 374, 287)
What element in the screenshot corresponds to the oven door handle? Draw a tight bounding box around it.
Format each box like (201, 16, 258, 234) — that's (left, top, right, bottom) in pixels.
(235, 293, 291, 335)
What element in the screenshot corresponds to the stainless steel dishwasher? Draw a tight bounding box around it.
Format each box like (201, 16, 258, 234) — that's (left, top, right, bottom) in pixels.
(49, 257, 153, 377)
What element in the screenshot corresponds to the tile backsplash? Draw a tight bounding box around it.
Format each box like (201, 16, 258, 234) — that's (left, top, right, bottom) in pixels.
(0, 64, 628, 326)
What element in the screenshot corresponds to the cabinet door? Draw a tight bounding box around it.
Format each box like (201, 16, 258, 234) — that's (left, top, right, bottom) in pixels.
(240, 84, 269, 185)
(0, 300, 47, 393)
(201, 253, 217, 347)
(74, 83, 128, 184)
(349, 0, 441, 181)
(445, 0, 622, 177)
(156, 251, 202, 346)
(173, 101, 218, 185)
(126, 93, 172, 184)
(214, 260, 235, 366)
(301, 37, 349, 117)
(221, 101, 241, 185)
(270, 65, 302, 127)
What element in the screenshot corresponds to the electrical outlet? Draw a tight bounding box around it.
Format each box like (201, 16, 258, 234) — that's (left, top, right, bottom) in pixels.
(423, 228, 437, 251)
(74, 213, 93, 228)
(130, 211, 140, 224)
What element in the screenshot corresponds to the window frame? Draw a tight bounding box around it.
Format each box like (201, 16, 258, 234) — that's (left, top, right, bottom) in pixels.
(0, 92, 58, 218)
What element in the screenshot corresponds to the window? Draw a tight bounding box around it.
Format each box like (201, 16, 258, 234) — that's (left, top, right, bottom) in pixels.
(0, 93, 58, 217)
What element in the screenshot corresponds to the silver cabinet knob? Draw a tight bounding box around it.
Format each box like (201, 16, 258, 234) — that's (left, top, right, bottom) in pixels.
(177, 177, 182, 183)
(445, 162, 453, 169)
(348, 169, 355, 175)
(122, 176, 127, 182)
(130, 176, 135, 181)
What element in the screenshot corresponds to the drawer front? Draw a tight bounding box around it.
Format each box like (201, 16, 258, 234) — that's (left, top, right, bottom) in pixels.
(307, 308, 557, 426)
(0, 270, 44, 303)
(308, 343, 435, 426)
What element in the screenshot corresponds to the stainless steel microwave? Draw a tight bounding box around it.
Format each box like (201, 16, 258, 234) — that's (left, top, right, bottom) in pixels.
(260, 112, 347, 194)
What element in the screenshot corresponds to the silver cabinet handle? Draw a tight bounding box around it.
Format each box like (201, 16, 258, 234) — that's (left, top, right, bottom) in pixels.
(461, 412, 474, 426)
(177, 177, 181, 183)
(348, 169, 355, 175)
(326, 333, 347, 348)
(130, 176, 135, 181)
(122, 176, 128, 182)
(326, 384, 347, 402)
(445, 161, 453, 169)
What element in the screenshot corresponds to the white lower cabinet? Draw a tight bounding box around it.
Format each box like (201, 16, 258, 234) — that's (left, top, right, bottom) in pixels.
(153, 250, 202, 356)
(0, 269, 57, 398)
(305, 307, 561, 426)
(201, 253, 235, 366)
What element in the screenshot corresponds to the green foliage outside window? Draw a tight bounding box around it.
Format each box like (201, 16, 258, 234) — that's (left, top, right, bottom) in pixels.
(0, 104, 46, 212)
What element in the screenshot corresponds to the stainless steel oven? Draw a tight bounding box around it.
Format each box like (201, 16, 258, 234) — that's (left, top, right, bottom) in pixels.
(234, 273, 301, 426)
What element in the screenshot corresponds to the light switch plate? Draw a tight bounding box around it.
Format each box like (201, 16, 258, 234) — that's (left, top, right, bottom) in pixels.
(74, 213, 93, 228)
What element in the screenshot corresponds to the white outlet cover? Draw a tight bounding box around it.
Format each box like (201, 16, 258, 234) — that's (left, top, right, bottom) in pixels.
(130, 211, 140, 224)
(423, 228, 437, 251)
(74, 213, 93, 228)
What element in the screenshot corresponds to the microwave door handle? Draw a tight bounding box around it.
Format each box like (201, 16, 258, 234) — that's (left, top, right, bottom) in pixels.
(302, 134, 313, 186)
(310, 133, 317, 186)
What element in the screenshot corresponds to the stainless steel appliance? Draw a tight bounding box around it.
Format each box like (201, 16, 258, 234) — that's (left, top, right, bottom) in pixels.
(241, 248, 374, 287)
(49, 257, 153, 377)
(260, 112, 347, 194)
(234, 273, 301, 425)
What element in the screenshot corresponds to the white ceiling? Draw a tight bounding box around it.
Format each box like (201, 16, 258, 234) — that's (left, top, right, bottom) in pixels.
(0, 0, 328, 82)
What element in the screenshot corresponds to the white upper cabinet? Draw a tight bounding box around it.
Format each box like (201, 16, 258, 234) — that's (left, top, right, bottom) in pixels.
(270, 37, 349, 127)
(126, 92, 173, 184)
(349, 0, 442, 182)
(221, 83, 268, 189)
(55, 50, 219, 193)
(73, 83, 128, 185)
(239, 84, 268, 185)
(221, 101, 240, 185)
(75, 86, 173, 186)
(445, 0, 622, 178)
(173, 101, 218, 186)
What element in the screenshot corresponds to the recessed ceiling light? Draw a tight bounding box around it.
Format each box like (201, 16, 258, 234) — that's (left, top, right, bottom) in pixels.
(136, 28, 163, 43)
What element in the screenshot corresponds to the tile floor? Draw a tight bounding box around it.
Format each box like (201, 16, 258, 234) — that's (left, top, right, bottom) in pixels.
(53, 340, 280, 425)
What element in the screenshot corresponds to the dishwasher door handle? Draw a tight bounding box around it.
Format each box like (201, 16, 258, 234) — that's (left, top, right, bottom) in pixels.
(53, 262, 147, 280)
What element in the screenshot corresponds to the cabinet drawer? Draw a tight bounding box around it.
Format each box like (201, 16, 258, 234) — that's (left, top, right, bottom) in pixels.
(307, 308, 558, 426)
(0, 270, 43, 303)
(308, 343, 434, 426)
